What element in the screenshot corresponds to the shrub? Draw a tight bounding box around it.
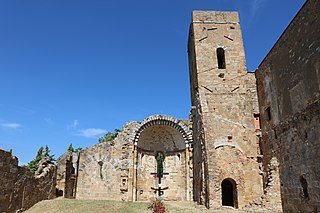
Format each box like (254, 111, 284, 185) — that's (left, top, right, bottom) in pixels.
(148, 199, 166, 213)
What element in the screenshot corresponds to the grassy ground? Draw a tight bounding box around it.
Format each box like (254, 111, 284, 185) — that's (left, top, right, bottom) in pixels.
(24, 198, 271, 213)
(24, 199, 150, 213)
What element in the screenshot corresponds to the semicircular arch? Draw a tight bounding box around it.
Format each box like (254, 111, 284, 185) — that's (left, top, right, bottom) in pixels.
(131, 115, 192, 152)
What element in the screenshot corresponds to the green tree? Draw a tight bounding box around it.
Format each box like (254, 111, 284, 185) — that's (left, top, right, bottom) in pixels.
(67, 143, 82, 153)
(74, 147, 82, 153)
(98, 128, 122, 143)
(44, 145, 55, 163)
(27, 146, 44, 172)
(68, 143, 74, 152)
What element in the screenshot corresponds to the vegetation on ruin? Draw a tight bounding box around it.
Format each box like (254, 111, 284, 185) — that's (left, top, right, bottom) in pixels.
(67, 143, 82, 153)
(27, 145, 55, 172)
(98, 128, 122, 143)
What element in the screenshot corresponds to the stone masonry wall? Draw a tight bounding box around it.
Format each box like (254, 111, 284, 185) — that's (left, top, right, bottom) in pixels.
(56, 152, 79, 198)
(0, 150, 57, 213)
(76, 121, 137, 201)
(136, 150, 187, 201)
(73, 115, 193, 202)
(255, 0, 320, 212)
(188, 11, 263, 208)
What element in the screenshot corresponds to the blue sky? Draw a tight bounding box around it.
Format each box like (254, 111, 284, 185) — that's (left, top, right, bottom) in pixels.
(0, 0, 306, 164)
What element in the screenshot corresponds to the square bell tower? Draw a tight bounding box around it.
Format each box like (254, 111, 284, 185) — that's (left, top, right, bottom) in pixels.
(188, 11, 263, 209)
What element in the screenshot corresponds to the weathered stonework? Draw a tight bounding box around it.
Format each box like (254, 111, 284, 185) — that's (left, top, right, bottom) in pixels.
(132, 115, 193, 202)
(53, 2, 319, 212)
(58, 115, 193, 202)
(56, 152, 79, 198)
(188, 11, 263, 209)
(255, 0, 320, 212)
(0, 150, 57, 213)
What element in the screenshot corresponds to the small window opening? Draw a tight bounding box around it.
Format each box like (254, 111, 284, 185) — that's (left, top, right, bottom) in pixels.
(230, 26, 235, 29)
(141, 153, 144, 166)
(218, 73, 225, 78)
(217, 48, 226, 69)
(265, 107, 271, 121)
(258, 138, 263, 155)
(98, 161, 104, 179)
(122, 178, 127, 186)
(140, 189, 143, 195)
(254, 113, 261, 130)
(254, 113, 260, 120)
(305, 131, 308, 139)
(227, 136, 232, 141)
(300, 176, 309, 200)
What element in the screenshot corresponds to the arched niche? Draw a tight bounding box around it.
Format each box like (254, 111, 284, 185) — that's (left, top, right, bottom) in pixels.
(138, 124, 186, 152)
(131, 115, 192, 201)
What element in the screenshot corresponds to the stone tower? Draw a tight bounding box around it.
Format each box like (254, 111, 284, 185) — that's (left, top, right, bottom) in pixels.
(188, 11, 263, 208)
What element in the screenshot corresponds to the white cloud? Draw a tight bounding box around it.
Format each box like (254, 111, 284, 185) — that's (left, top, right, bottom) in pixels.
(0, 123, 22, 129)
(77, 128, 106, 138)
(67, 120, 79, 129)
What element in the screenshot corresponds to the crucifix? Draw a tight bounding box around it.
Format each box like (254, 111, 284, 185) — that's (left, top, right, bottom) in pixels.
(150, 151, 169, 197)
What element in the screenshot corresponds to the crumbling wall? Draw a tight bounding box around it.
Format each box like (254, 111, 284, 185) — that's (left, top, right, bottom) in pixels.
(0, 150, 57, 213)
(64, 153, 78, 198)
(255, 0, 320, 212)
(56, 152, 79, 198)
(75, 122, 137, 201)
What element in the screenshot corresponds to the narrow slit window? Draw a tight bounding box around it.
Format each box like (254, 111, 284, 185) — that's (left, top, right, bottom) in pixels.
(217, 48, 226, 69)
(300, 176, 309, 200)
(98, 161, 103, 179)
(266, 107, 271, 121)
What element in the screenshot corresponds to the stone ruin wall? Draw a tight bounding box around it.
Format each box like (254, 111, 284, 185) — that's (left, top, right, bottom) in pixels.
(0, 149, 57, 213)
(75, 121, 137, 202)
(188, 11, 263, 208)
(56, 152, 79, 198)
(71, 116, 193, 202)
(255, 0, 320, 212)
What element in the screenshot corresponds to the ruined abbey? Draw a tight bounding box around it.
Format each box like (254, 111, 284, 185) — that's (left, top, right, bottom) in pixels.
(0, 0, 319, 212)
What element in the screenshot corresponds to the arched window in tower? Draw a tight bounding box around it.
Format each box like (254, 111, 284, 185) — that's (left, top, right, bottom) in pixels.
(217, 48, 226, 69)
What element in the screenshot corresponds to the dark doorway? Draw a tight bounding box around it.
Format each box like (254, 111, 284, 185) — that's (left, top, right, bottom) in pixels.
(221, 179, 237, 208)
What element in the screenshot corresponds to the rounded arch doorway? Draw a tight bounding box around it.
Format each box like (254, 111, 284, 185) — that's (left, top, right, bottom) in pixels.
(221, 178, 238, 208)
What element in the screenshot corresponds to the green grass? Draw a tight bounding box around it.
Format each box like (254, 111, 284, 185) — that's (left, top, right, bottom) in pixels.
(25, 199, 151, 213)
(25, 198, 273, 213)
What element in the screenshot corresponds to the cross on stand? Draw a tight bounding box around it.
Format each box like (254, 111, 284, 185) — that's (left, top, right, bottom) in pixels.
(150, 152, 169, 198)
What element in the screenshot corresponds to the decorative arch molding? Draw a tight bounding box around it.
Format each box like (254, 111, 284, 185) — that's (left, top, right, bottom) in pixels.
(213, 141, 243, 153)
(131, 114, 193, 147)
